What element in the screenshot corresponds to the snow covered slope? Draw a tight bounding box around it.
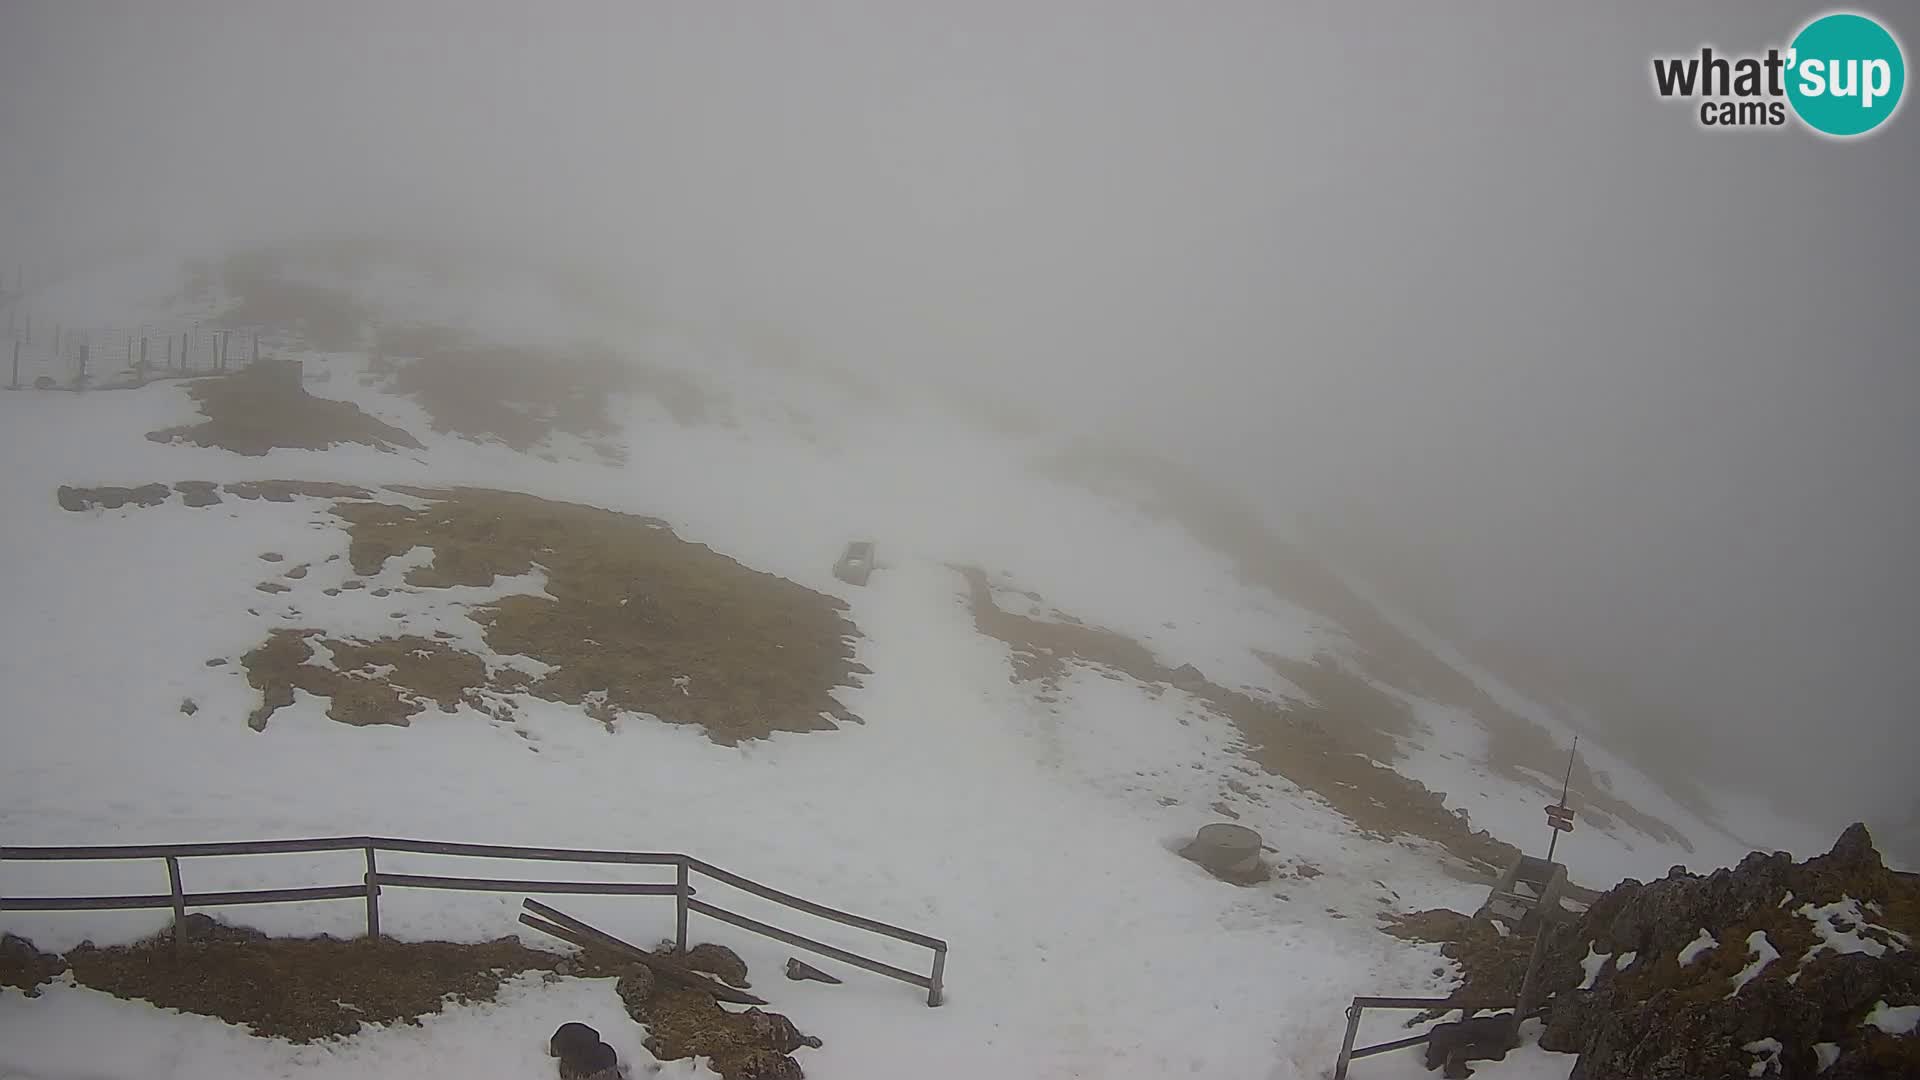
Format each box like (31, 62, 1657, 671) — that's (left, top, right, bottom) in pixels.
(0, 251, 1799, 1079)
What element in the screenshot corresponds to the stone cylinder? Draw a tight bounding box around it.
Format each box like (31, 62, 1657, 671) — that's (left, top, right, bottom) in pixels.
(1189, 823, 1263, 875)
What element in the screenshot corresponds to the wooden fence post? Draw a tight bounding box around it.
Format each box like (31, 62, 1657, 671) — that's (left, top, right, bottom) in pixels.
(675, 858, 690, 954)
(928, 945, 947, 1007)
(252, 332, 259, 365)
(1512, 923, 1555, 1037)
(9, 339, 18, 389)
(364, 845, 381, 939)
(166, 856, 187, 958)
(139, 336, 148, 383)
(1333, 1001, 1363, 1080)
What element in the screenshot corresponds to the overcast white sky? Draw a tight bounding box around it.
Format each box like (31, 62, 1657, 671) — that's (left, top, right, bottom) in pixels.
(2, 1, 1915, 836)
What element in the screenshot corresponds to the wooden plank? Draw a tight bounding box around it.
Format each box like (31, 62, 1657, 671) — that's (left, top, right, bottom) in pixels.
(373, 872, 683, 896)
(687, 898, 931, 990)
(928, 945, 946, 1007)
(1350, 1031, 1436, 1060)
(364, 846, 381, 939)
(521, 899, 768, 1006)
(166, 856, 187, 958)
(2, 884, 365, 911)
(675, 859, 689, 954)
(684, 858, 946, 951)
(369, 838, 682, 865)
(187, 885, 368, 906)
(2, 892, 177, 912)
(2, 837, 371, 860)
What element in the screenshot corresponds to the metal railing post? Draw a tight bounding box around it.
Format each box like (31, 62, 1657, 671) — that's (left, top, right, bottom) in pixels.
(165, 856, 188, 958)
(675, 857, 689, 954)
(363, 845, 381, 939)
(927, 945, 946, 1007)
(1334, 1000, 1363, 1080)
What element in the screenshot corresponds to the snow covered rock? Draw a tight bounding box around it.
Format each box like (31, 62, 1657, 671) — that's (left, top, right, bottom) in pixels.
(1430, 824, 1920, 1079)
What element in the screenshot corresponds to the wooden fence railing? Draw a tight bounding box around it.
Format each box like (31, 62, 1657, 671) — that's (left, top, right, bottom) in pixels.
(1, 836, 947, 1006)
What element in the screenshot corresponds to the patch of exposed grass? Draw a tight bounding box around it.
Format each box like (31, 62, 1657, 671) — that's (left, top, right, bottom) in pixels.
(146, 365, 421, 456)
(333, 488, 861, 744)
(1, 934, 66, 996)
(630, 988, 816, 1080)
(1040, 445, 1694, 860)
(954, 566, 1519, 873)
(371, 324, 723, 454)
(55, 484, 172, 512)
(242, 629, 489, 730)
(217, 251, 370, 352)
(226, 480, 373, 502)
(62, 920, 565, 1041)
(1257, 650, 1415, 765)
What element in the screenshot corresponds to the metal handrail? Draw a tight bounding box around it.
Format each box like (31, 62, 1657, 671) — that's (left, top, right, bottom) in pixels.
(1, 835, 947, 1006)
(1332, 996, 1517, 1080)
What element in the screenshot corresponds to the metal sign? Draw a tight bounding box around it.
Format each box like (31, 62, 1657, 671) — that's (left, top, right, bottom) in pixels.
(1545, 804, 1575, 832)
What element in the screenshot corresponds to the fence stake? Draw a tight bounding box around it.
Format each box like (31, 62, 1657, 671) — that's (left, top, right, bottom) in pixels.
(166, 856, 187, 958)
(928, 945, 947, 1007)
(364, 846, 381, 939)
(675, 858, 689, 954)
(252, 332, 259, 365)
(139, 336, 148, 383)
(166, 334, 173, 369)
(1333, 1001, 1363, 1080)
(9, 339, 17, 389)
(1513, 923, 1555, 1037)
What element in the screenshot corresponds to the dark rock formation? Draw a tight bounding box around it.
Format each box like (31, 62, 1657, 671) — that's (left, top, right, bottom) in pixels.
(1436, 823, 1919, 1079)
(1424, 1015, 1517, 1079)
(550, 1021, 600, 1059)
(685, 942, 751, 988)
(558, 1039, 620, 1080)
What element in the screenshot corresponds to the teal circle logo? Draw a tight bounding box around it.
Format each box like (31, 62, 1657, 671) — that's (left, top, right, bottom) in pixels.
(1787, 12, 1906, 137)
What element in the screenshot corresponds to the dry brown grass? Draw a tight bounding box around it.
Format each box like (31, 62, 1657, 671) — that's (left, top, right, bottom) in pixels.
(954, 566, 1519, 874)
(333, 488, 862, 744)
(632, 989, 813, 1078)
(242, 630, 490, 730)
(371, 324, 722, 455)
(1039, 445, 1693, 859)
(0, 933, 65, 996)
(16, 917, 820, 1072)
(60, 921, 567, 1041)
(216, 251, 370, 352)
(146, 366, 421, 456)
(1256, 649, 1415, 766)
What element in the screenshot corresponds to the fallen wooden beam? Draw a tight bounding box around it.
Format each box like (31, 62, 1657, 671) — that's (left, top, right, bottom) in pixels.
(521, 898, 768, 1006)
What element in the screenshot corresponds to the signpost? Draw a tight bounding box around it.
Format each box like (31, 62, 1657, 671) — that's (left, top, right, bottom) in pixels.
(1545, 735, 1578, 862)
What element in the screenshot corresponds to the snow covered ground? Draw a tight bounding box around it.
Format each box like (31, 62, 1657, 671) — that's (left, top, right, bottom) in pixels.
(0, 255, 1806, 1078)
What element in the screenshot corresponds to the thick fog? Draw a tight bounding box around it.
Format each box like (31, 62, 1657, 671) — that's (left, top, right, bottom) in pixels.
(3, 2, 1915, 841)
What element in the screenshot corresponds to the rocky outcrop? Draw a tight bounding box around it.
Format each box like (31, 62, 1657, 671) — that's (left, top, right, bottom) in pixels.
(1429, 823, 1919, 1078)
